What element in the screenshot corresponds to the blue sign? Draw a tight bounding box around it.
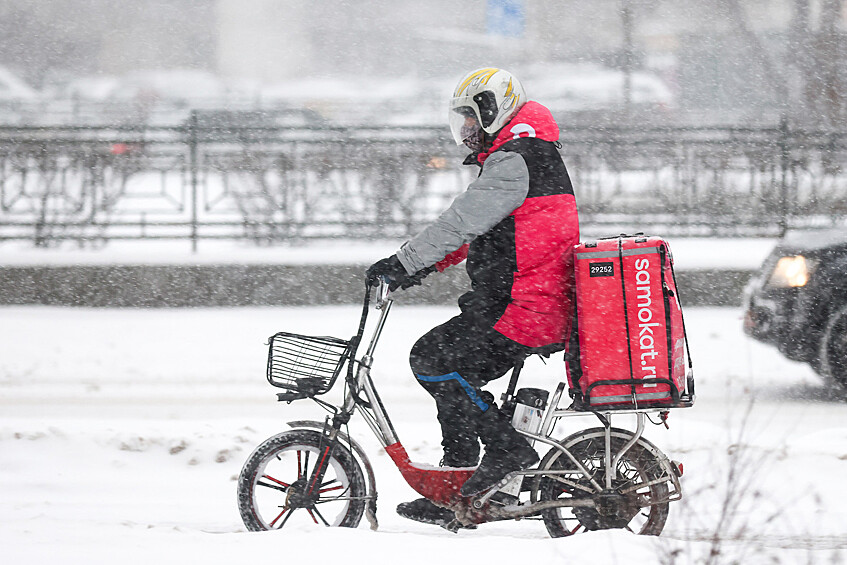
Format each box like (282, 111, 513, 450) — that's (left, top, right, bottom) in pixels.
(487, 0, 525, 38)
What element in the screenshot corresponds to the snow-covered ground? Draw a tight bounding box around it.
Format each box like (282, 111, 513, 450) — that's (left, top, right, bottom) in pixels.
(1, 302, 846, 564)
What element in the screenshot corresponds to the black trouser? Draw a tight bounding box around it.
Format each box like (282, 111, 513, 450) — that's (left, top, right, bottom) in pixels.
(409, 313, 529, 466)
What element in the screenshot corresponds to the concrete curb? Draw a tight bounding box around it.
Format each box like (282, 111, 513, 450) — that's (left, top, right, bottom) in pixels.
(0, 264, 752, 307)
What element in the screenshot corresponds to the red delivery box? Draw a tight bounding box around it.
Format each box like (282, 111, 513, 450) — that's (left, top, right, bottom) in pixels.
(572, 235, 694, 409)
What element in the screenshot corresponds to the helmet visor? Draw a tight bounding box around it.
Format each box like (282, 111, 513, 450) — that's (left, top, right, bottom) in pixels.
(449, 105, 479, 146)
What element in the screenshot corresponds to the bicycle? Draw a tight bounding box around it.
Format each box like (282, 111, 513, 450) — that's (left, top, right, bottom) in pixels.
(237, 280, 690, 536)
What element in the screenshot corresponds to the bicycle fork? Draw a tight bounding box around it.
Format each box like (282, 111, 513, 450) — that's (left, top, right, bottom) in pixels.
(291, 297, 398, 528)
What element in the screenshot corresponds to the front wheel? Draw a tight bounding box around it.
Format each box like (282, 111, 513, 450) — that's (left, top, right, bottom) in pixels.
(535, 428, 671, 537)
(237, 430, 366, 531)
(819, 305, 847, 388)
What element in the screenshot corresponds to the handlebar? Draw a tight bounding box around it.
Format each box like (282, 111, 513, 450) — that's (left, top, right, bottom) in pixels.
(351, 278, 393, 360)
(342, 278, 394, 398)
(375, 277, 391, 310)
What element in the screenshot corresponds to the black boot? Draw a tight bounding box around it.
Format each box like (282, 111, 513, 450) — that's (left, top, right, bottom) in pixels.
(396, 426, 479, 527)
(396, 498, 459, 528)
(459, 405, 539, 496)
(436, 391, 480, 468)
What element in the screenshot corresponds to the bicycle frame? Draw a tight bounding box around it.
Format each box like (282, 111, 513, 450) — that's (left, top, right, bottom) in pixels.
(298, 283, 683, 527)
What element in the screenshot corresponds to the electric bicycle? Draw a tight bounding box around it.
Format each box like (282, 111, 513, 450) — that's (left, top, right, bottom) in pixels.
(237, 281, 689, 536)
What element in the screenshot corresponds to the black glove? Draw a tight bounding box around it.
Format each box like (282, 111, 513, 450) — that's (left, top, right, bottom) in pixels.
(366, 255, 410, 291)
(398, 265, 437, 290)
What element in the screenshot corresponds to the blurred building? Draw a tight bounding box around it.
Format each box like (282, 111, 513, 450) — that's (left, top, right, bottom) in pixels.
(0, 0, 844, 124)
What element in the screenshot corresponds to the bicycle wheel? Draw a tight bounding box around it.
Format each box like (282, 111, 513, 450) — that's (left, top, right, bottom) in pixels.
(237, 429, 366, 531)
(536, 428, 670, 537)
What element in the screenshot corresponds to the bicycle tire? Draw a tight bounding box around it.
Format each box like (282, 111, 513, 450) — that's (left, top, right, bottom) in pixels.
(535, 427, 670, 537)
(237, 429, 366, 531)
(819, 304, 847, 388)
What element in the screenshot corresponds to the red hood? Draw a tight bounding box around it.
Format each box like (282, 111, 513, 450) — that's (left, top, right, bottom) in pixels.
(477, 101, 560, 164)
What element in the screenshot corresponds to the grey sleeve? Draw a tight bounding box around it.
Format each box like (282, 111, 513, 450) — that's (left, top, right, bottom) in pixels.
(396, 151, 529, 274)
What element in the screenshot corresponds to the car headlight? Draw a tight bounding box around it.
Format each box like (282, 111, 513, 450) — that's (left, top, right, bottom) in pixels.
(767, 255, 816, 288)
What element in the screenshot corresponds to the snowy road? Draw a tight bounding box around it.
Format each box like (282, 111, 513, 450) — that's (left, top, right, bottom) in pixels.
(1, 304, 846, 564)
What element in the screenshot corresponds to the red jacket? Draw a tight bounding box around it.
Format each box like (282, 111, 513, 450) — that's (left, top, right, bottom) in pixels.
(434, 102, 580, 347)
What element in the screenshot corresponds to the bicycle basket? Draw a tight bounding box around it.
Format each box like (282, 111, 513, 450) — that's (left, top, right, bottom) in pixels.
(266, 332, 351, 397)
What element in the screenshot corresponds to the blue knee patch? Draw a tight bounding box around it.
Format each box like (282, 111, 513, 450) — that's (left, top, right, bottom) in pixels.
(415, 372, 490, 412)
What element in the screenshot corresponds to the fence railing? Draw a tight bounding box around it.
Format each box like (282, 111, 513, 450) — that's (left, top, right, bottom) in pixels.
(1, 114, 845, 249)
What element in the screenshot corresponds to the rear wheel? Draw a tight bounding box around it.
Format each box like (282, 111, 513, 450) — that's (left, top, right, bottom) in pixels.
(535, 428, 670, 537)
(237, 430, 366, 531)
(819, 305, 847, 388)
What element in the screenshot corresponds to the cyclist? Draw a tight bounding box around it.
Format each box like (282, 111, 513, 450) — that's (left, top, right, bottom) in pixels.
(367, 67, 580, 527)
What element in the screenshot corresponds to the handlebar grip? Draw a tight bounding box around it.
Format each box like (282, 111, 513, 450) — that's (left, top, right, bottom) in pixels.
(376, 278, 391, 306)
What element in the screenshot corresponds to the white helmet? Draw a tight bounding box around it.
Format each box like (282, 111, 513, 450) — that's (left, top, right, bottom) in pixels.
(449, 67, 526, 146)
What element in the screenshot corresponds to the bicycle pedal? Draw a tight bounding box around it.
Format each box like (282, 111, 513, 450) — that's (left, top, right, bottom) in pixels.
(442, 519, 461, 533)
(441, 518, 476, 533)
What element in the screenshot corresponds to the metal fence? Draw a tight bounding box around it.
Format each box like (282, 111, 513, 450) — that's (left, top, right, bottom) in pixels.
(1, 113, 846, 249)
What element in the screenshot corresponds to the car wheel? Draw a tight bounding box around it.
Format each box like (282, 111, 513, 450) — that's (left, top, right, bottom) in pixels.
(819, 305, 847, 388)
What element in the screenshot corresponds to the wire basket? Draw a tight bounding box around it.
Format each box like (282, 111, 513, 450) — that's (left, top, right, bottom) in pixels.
(266, 332, 352, 398)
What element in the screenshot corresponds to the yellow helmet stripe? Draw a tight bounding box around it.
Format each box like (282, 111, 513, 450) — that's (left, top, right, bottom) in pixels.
(502, 78, 520, 111)
(455, 68, 500, 97)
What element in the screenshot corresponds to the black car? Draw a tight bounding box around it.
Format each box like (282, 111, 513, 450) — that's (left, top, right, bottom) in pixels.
(743, 229, 847, 387)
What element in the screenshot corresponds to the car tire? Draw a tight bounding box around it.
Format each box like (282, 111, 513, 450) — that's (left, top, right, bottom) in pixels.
(818, 304, 847, 388)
